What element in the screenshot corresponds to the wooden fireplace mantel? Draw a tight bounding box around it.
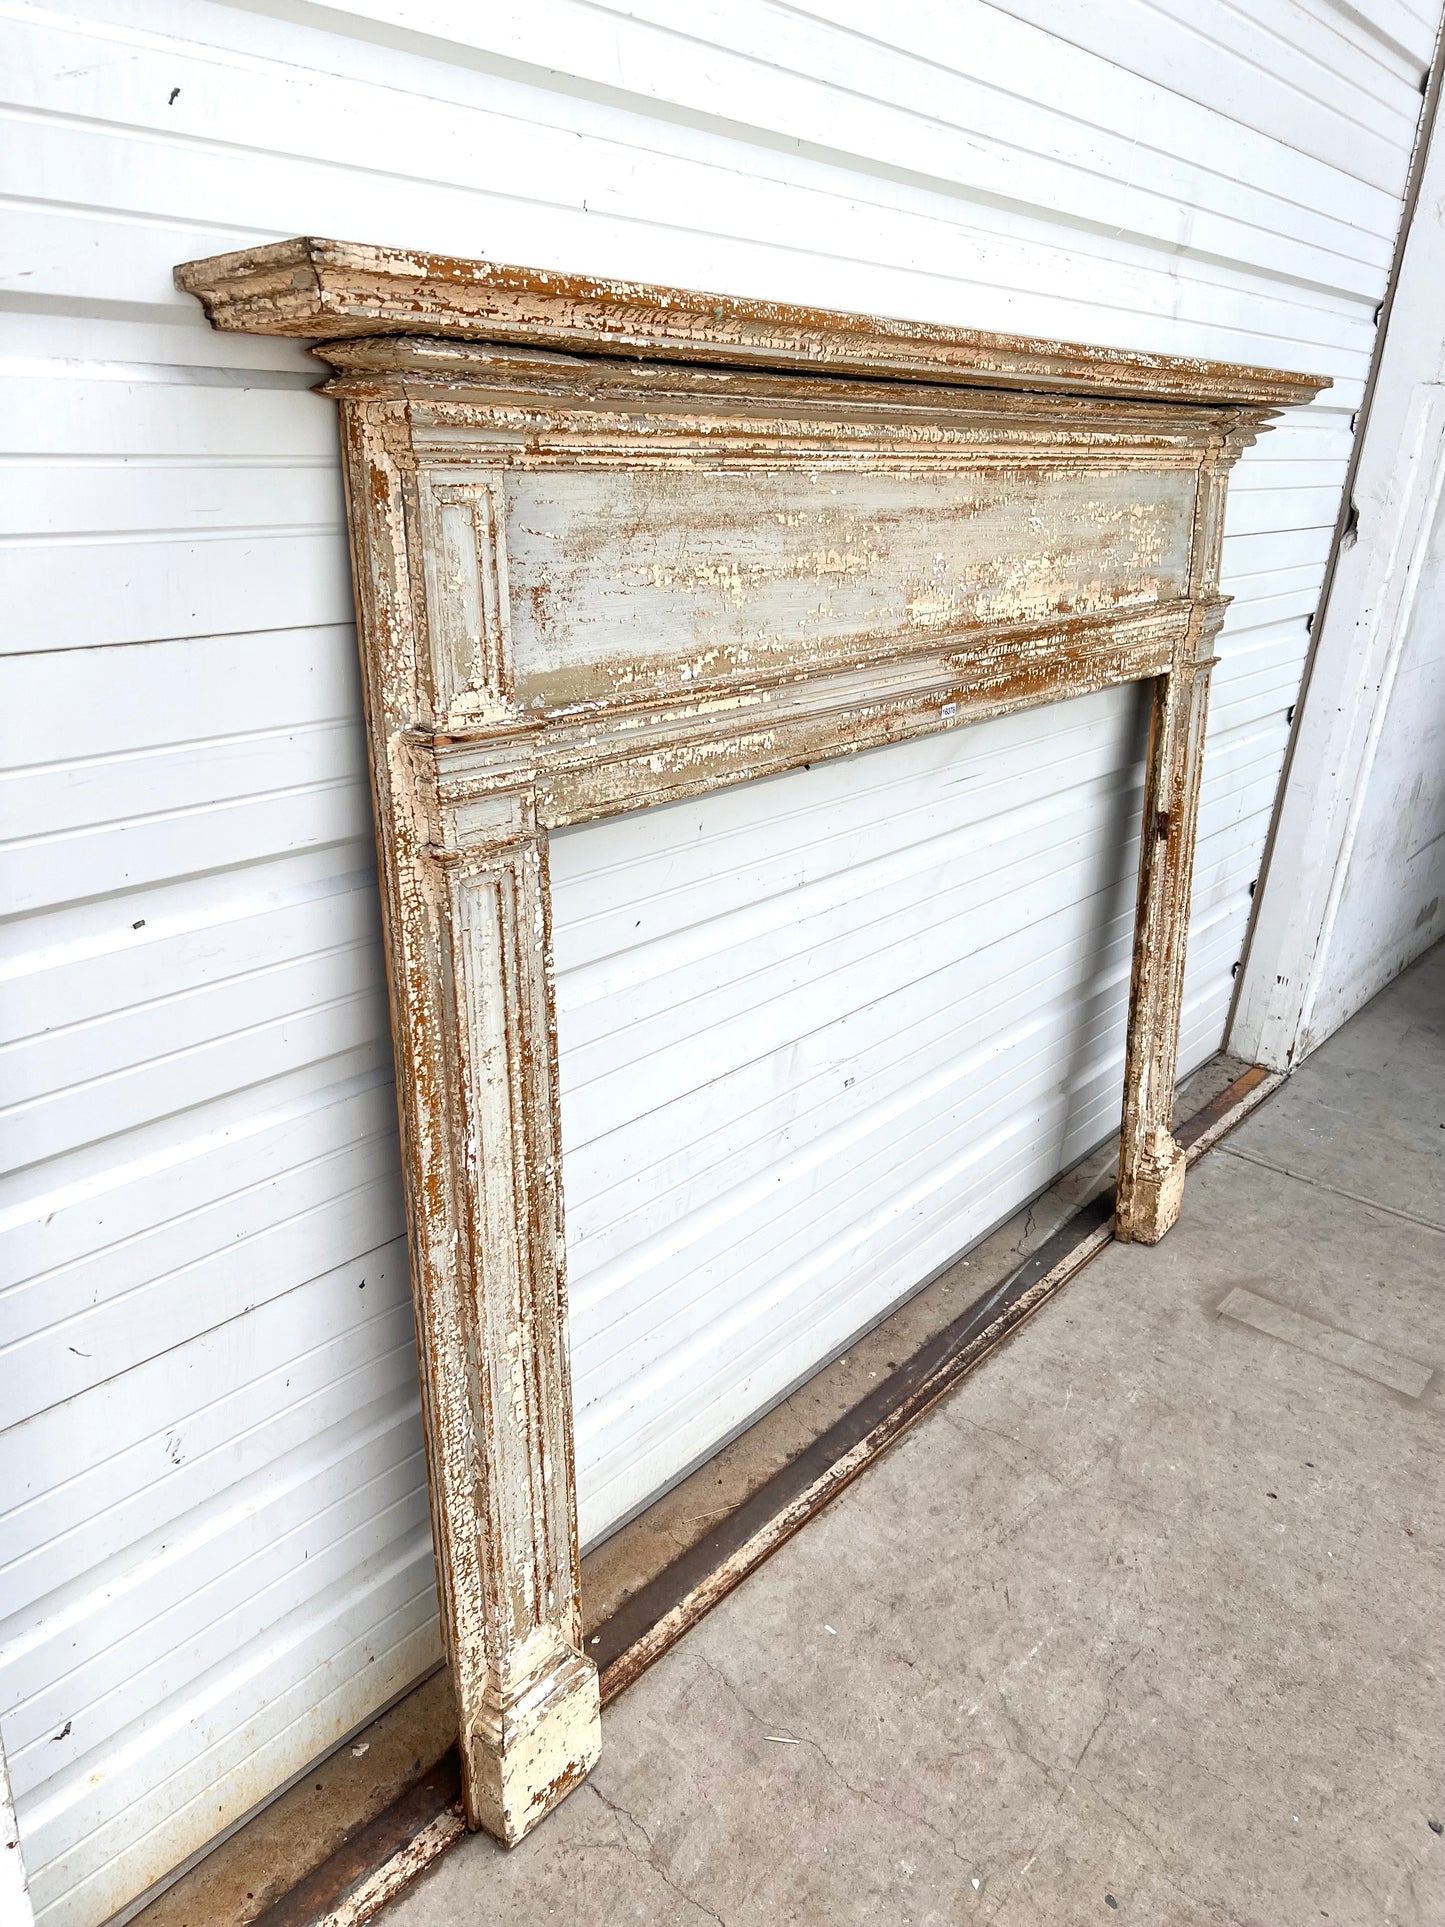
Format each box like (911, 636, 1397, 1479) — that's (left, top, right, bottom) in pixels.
(176, 237, 1328, 1846)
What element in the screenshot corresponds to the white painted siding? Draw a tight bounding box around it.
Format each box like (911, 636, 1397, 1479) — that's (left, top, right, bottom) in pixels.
(0, 2, 1433, 1921)
(558, 685, 1195, 1545)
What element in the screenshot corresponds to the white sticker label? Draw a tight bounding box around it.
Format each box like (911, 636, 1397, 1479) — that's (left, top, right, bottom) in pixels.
(941, 700, 959, 721)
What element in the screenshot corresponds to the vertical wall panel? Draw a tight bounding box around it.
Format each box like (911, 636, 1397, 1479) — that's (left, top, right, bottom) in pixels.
(0, 1, 1434, 1919)
(1234, 72, 1445, 1067)
(1324, 476, 1445, 996)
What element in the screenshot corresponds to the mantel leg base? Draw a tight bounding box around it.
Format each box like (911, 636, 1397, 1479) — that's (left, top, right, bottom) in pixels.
(1116, 1130, 1187, 1244)
(462, 1638, 601, 1846)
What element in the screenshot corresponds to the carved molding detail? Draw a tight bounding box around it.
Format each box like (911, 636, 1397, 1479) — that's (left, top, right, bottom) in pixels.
(176, 239, 1328, 1842)
(416, 471, 515, 723)
(177, 236, 1324, 408)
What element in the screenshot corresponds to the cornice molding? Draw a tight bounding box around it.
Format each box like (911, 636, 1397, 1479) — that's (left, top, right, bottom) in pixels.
(175, 236, 1328, 410)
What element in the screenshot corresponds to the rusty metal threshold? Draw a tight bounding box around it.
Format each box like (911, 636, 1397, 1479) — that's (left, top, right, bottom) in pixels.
(136, 1060, 1280, 1927)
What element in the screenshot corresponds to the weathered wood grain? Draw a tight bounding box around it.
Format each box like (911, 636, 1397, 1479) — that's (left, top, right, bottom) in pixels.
(176, 239, 1327, 1846)
(1116, 447, 1243, 1243)
(430, 601, 1192, 831)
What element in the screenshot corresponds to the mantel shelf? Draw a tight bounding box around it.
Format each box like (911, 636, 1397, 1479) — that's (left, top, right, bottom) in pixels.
(175, 235, 1326, 410)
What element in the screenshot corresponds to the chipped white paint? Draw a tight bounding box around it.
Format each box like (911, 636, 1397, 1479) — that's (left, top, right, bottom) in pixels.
(314, 1806, 467, 1927)
(0, 1734, 35, 1927)
(175, 236, 1322, 1835)
(501, 465, 1199, 710)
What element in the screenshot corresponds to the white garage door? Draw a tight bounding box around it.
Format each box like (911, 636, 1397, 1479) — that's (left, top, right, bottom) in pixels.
(558, 686, 1175, 1545)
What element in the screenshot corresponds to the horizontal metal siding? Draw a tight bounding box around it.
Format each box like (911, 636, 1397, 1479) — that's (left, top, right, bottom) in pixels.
(0, 0, 1432, 1920)
(556, 690, 1157, 1542)
(556, 638, 1321, 1545)
(0, 621, 440, 1927)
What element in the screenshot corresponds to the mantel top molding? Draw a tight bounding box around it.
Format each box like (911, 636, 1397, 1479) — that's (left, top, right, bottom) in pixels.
(175, 236, 1327, 410)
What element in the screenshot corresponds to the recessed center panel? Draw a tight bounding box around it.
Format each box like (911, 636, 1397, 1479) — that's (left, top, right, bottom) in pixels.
(504, 466, 1197, 711)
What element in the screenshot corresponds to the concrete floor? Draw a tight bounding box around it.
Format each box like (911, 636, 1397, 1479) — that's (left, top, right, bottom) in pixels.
(388, 943, 1445, 1927)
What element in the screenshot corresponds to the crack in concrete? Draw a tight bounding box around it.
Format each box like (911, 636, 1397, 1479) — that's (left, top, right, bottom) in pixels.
(587, 1777, 728, 1926)
(1070, 1642, 1147, 1781)
(941, 1411, 1032, 1457)
(1085, 1779, 1165, 1861)
(1014, 1202, 1039, 1256)
(979, 1641, 1150, 1922)
(689, 1650, 981, 1880)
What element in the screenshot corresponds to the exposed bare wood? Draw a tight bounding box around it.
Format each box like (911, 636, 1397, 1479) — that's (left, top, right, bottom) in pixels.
(321, 1808, 466, 1927)
(336, 397, 598, 1848)
(176, 239, 1326, 1845)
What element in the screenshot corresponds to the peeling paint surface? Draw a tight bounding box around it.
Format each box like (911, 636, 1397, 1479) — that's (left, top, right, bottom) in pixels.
(502, 465, 1195, 710)
(174, 236, 1326, 409)
(173, 234, 1326, 1851)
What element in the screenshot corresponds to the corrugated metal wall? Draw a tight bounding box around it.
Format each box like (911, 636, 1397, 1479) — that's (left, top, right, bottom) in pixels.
(1, 2, 1435, 1921)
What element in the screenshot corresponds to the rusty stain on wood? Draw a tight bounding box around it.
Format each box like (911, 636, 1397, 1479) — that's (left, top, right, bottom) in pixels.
(248, 1755, 466, 1927)
(174, 237, 1327, 1851)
